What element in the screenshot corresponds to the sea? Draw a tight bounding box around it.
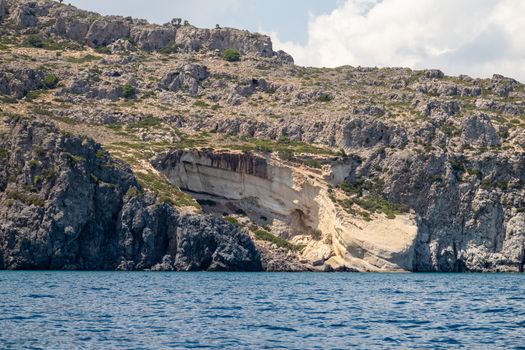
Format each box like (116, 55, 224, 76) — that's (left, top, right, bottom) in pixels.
(0, 272, 524, 349)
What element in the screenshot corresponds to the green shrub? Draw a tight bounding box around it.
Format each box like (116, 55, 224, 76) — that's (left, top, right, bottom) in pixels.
(94, 46, 111, 54)
(158, 43, 182, 55)
(354, 194, 408, 219)
(23, 33, 82, 51)
(316, 93, 333, 102)
(278, 149, 294, 161)
(95, 149, 105, 158)
(134, 171, 198, 208)
(127, 116, 162, 129)
(43, 74, 59, 89)
(122, 84, 136, 99)
(450, 160, 465, 173)
(224, 216, 241, 226)
(33, 175, 42, 186)
(303, 159, 321, 169)
(28, 159, 41, 168)
(222, 49, 241, 62)
(42, 168, 56, 180)
(193, 100, 210, 108)
(126, 186, 141, 198)
(251, 226, 302, 252)
(0, 147, 7, 159)
(66, 54, 102, 64)
(466, 168, 482, 179)
(6, 191, 45, 207)
(31, 107, 53, 116)
(24, 34, 44, 48)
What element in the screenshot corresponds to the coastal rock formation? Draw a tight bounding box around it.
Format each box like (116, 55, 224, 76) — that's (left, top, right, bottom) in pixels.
(0, 118, 261, 271)
(153, 149, 418, 272)
(0, 0, 524, 272)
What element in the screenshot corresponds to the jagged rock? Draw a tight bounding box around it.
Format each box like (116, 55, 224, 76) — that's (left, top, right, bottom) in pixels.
(86, 17, 131, 47)
(489, 74, 520, 97)
(234, 78, 269, 98)
(54, 14, 92, 43)
(108, 38, 133, 54)
(342, 119, 397, 148)
(475, 99, 523, 117)
(275, 50, 294, 64)
(0, 118, 262, 271)
(130, 25, 177, 51)
(207, 28, 273, 57)
(0, 0, 8, 20)
(12, 1, 39, 28)
(3, 0, 289, 58)
(459, 85, 482, 97)
(0, 68, 44, 98)
(294, 90, 334, 105)
(60, 71, 124, 101)
(1, 0, 524, 273)
(461, 114, 500, 147)
(418, 100, 460, 117)
(424, 69, 444, 79)
(159, 64, 209, 96)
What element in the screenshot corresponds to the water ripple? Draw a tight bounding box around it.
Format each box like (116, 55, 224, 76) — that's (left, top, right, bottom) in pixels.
(0, 272, 523, 349)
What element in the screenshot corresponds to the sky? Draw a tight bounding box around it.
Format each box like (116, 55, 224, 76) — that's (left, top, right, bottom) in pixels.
(67, 0, 525, 82)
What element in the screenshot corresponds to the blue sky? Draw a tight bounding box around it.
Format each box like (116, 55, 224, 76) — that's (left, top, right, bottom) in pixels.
(67, 0, 525, 81)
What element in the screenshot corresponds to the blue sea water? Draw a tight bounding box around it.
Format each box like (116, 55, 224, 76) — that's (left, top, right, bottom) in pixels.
(0, 272, 524, 349)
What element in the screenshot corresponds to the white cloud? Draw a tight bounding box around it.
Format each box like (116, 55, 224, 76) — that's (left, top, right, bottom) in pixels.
(270, 0, 525, 82)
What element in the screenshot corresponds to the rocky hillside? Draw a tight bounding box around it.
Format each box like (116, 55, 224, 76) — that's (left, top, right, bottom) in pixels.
(0, 0, 524, 272)
(0, 117, 261, 271)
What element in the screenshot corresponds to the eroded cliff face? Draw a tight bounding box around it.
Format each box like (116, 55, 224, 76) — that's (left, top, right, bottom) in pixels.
(152, 149, 419, 271)
(0, 118, 261, 271)
(0, 0, 524, 272)
(150, 147, 525, 272)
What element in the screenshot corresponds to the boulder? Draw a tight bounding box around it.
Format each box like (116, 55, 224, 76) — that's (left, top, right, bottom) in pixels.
(461, 114, 500, 147)
(275, 50, 294, 64)
(54, 15, 92, 42)
(424, 69, 444, 79)
(489, 74, 520, 97)
(86, 17, 131, 47)
(234, 78, 269, 97)
(159, 64, 209, 96)
(12, 2, 39, 28)
(0, 69, 44, 98)
(130, 26, 177, 51)
(108, 38, 133, 54)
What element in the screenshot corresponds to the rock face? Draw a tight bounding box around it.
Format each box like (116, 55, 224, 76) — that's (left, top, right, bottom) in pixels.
(130, 26, 177, 51)
(3, 0, 287, 59)
(0, 68, 44, 98)
(0, 118, 261, 271)
(152, 149, 418, 272)
(159, 64, 210, 96)
(54, 14, 91, 42)
(0, 0, 8, 20)
(85, 17, 131, 47)
(1, 0, 524, 273)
